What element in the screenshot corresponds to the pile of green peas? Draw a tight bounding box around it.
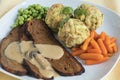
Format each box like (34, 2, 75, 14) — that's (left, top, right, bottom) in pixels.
(12, 4, 49, 28)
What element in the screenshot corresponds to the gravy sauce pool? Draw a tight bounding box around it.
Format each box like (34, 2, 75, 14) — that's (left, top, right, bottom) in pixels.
(4, 41, 24, 63)
(35, 44, 64, 59)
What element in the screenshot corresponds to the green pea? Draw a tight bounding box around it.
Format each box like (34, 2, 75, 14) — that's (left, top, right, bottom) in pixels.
(23, 14, 28, 19)
(35, 4, 41, 10)
(31, 8, 36, 13)
(27, 18, 31, 21)
(24, 10, 29, 14)
(18, 16, 24, 21)
(35, 10, 39, 14)
(19, 8, 24, 13)
(27, 14, 31, 18)
(44, 7, 49, 12)
(32, 12, 38, 18)
(27, 16, 33, 21)
(39, 8, 44, 14)
(28, 10, 32, 15)
(36, 15, 42, 19)
(19, 20, 24, 25)
(62, 7, 73, 15)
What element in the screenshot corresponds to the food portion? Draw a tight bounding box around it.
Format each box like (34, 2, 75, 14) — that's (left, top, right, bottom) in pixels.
(72, 30, 118, 65)
(74, 4, 104, 30)
(58, 19, 90, 47)
(26, 19, 85, 76)
(12, 4, 49, 28)
(0, 27, 27, 76)
(45, 4, 73, 32)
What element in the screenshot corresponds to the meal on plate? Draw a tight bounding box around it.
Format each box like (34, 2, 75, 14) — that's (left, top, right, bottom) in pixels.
(0, 3, 118, 80)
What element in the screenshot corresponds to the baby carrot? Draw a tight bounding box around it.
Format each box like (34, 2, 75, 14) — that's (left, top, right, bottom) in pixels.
(90, 30, 95, 38)
(112, 43, 118, 53)
(90, 39, 101, 50)
(87, 48, 102, 53)
(85, 57, 109, 65)
(99, 31, 106, 40)
(109, 43, 118, 53)
(72, 49, 85, 56)
(97, 39, 107, 56)
(110, 37, 116, 43)
(93, 30, 98, 39)
(104, 35, 111, 45)
(81, 37, 91, 50)
(107, 45, 113, 53)
(79, 53, 103, 60)
(107, 53, 114, 57)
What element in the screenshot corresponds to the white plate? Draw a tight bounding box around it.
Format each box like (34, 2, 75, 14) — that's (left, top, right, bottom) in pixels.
(0, 0, 120, 80)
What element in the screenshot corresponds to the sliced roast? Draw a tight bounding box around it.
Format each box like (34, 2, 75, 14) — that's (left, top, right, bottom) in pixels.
(0, 27, 27, 75)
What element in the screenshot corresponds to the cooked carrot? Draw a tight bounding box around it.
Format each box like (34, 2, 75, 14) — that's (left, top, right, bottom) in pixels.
(93, 30, 99, 39)
(79, 53, 103, 60)
(72, 47, 79, 51)
(112, 43, 118, 53)
(99, 32, 106, 40)
(107, 53, 114, 57)
(104, 37, 113, 53)
(72, 49, 85, 56)
(110, 37, 116, 43)
(107, 45, 113, 53)
(97, 39, 107, 56)
(81, 37, 91, 50)
(109, 43, 115, 47)
(85, 57, 109, 65)
(109, 43, 118, 53)
(87, 48, 102, 53)
(90, 39, 101, 50)
(90, 30, 95, 38)
(104, 35, 111, 45)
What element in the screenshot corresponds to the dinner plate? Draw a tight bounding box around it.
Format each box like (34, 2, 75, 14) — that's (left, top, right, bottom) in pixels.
(0, 0, 120, 80)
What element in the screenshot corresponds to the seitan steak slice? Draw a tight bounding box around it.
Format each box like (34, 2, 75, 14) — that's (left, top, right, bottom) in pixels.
(23, 59, 53, 80)
(0, 27, 27, 75)
(26, 19, 85, 76)
(19, 25, 53, 79)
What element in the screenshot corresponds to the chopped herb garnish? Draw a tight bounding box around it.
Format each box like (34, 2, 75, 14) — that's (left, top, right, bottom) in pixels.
(74, 8, 87, 17)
